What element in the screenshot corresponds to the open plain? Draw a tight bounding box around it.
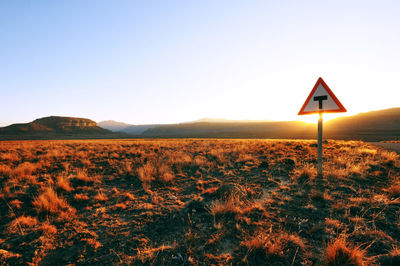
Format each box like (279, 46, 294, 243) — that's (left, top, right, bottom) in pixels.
(0, 139, 399, 265)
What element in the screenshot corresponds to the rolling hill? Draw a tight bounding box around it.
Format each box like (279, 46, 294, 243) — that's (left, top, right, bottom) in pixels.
(324, 107, 400, 140)
(136, 107, 400, 141)
(140, 121, 316, 139)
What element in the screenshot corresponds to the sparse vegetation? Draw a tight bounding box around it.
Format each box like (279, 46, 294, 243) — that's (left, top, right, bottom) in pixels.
(0, 139, 399, 264)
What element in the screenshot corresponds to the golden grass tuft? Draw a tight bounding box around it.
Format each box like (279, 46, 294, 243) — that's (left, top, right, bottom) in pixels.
(10, 199, 23, 209)
(115, 202, 127, 209)
(242, 231, 305, 263)
(384, 182, 400, 197)
(158, 164, 174, 183)
(123, 192, 136, 201)
(40, 221, 58, 235)
(325, 237, 372, 266)
(210, 195, 242, 218)
(8, 216, 38, 235)
(381, 150, 399, 166)
(74, 169, 99, 183)
(12, 162, 40, 178)
(33, 187, 72, 214)
(74, 193, 89, 201)
(56, 174, 73, 192)
(385, 247, 400, 263)
(358, 148, 377, 156)
(0, 164, 12, 176)
(137, 161, 156, 190)
(94, 192, 108, 202)
(325, 218, 343, 229)
(0, 152, 20, 162)
(293, 164, 315, 183)
(136, 244, 175, 263)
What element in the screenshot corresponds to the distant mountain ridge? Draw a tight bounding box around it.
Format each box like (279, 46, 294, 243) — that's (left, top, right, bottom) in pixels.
(98, 118, 275, 134)
(0, 116, 115, 140)
(97, 120, 133, 132)
(97, 120, 161, 134)
(122, 124, 162, 135)
(123, 107, 400, 141)
(1, 108, 399, 141)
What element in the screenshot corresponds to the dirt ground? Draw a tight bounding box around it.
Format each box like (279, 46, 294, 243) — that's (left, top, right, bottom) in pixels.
(0, 139, 399, 265)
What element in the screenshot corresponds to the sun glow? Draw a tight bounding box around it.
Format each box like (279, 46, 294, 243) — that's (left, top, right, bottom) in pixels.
(297, 112, 353, 124)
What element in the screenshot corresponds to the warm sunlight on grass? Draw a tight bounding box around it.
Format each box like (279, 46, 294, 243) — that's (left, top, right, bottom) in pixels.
(0, 139, 399, 264)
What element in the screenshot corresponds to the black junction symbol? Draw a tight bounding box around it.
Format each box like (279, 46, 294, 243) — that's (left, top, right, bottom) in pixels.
(313, 95, 328, 110)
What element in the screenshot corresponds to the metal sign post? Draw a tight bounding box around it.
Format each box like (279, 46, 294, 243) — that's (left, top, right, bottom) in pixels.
(317, 112, 323, 176)
(298, 77, 346, 177)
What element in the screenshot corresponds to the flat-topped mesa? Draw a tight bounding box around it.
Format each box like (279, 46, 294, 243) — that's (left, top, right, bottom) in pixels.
(0, 116, 113, 139)
(33, 116, 98, 130)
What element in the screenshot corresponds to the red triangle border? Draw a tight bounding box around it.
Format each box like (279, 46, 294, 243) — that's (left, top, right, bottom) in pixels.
(298, 77, 347, 115)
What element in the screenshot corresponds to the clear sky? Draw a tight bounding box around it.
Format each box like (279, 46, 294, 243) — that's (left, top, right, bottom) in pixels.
(1, 0, 399, 126)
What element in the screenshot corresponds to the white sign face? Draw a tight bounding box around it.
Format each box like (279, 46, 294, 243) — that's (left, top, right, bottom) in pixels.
(298, 77, 346, 115)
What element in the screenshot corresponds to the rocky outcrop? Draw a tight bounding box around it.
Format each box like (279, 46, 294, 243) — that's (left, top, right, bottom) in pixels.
(0, 116, 114, 139)
(33, 116, 100, 131)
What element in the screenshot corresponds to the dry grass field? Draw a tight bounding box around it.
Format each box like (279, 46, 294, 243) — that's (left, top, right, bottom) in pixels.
(0, 139, 399, 265)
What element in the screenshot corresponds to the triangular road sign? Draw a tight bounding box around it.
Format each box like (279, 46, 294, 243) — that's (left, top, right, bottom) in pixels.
(298, 77, 346, 115)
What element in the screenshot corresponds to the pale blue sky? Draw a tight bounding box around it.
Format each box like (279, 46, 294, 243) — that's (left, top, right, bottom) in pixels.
(1, 1, 399, 126)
